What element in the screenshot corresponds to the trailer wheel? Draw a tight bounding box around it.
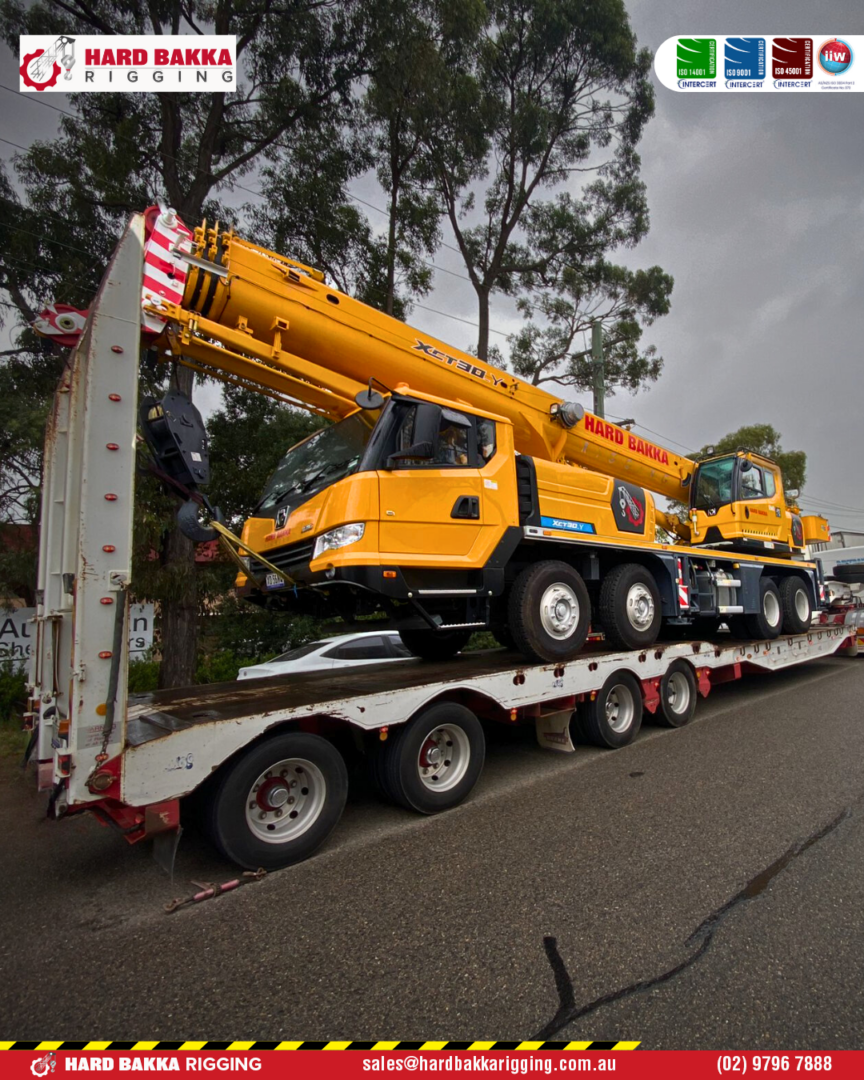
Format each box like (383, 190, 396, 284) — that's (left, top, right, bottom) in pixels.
(399, 628, 472, 660)
(373, 702, 485, 814)
(656, 660, 697, 728)
(206, 732, 348, 870)
(598, 563, 662, 650)
(577, 670, 643, 749)
(508, 560, 591, 662)
(745, 578, 783, 640)
(779, 577, 812, 634)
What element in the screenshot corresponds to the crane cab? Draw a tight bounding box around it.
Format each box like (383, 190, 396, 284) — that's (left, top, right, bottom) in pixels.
(688, 451, 805, 556)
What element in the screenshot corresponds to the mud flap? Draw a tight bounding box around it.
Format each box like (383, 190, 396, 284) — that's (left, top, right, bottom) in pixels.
(535, 709, 576, 753)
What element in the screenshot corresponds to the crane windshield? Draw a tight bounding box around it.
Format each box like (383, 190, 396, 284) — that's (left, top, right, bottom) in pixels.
(257, 408, 379, 513)
(692, 456, 736, 510)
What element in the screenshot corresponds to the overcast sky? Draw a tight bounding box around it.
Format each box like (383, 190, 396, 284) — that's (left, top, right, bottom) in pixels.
(2, 0, 863, 531)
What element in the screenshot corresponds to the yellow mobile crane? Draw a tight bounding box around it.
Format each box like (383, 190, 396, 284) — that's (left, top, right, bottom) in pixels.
(139, 214, 826, 662)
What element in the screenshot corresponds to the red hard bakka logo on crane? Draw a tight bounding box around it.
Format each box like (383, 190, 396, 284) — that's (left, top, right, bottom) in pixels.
(19, 34, 236, 92)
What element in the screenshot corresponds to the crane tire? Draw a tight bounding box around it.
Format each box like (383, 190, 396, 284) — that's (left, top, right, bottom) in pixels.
(599, 563, 662, 650)
(508, 560, 591, 662)
(744, 578, 783, 640)
(399, 628, 472, 661)
(779, 576, 812, 634)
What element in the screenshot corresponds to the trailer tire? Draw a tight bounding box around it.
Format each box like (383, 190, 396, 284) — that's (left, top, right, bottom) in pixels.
(779, 576, 812, 634)
(399, 628, 472, 661)
(832, 564, 864, 584)
(508, 560, 591, 662)
(372, 702, 485, 814)
(577, 670, 643, 749)
(745, 578, 783, 640)
(206, 732, 348, 870)
(656, 660, 697, 728)
(599, 563, 662, 651)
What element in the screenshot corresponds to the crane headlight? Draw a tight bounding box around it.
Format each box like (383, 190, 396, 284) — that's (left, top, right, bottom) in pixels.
(313, 523, 365, 559)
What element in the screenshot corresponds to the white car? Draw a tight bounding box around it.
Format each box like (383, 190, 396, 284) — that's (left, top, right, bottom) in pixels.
(236, 630, 414, 680)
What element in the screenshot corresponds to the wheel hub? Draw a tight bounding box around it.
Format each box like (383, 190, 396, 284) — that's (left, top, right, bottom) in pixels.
(626, 583, 655, 631)
(417, 726, 470, 792)
(539, 582, 580, 640)
(245, 758, 326, 844)
(257, 777, 291, 810)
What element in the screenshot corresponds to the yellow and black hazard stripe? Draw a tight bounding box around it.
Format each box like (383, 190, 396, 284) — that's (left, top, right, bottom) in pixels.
(0, 1041, 640, 1052)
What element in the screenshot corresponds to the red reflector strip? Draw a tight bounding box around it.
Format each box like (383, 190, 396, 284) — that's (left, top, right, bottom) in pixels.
(98, 651, 112, 659)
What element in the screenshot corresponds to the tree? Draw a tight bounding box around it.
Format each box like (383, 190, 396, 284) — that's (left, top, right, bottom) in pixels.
(696, 424, 806, 496)
(361, 0, 486, 317)
(425, 0, 659, 362)
(509, 260, 672, 391)
(206, 390, 322, 526)
(0, 0, 372, 687)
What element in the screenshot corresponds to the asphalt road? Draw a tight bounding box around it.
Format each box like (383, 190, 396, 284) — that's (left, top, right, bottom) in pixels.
(1, 655, 863, 1048)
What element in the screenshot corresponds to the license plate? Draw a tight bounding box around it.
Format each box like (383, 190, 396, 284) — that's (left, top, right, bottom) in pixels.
(266, 572, 286, 589)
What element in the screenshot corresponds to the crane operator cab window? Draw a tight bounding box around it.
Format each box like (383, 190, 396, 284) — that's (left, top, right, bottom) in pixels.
(693, 457, 735, 512)
(388, 401, 493, 469)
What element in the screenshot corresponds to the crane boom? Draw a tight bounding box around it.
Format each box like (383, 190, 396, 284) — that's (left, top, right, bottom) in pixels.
(163, 222, 693, 502)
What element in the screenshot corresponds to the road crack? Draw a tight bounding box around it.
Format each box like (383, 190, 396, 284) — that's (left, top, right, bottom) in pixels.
(533, 805, 853, 1039)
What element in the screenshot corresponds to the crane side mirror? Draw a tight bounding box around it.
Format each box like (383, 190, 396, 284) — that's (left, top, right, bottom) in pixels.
(386, 402, 441, 468)
(355, 388, 385, 410)
(786, 488, 800, 500)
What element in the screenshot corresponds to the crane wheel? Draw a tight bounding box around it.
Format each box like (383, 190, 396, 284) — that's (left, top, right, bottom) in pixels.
(598, 563, 662, 650)
(508, 560, 591, 663)
(399, 628, 472, 661)
(206, 732, 348, 870)
(576, 670, 643, 749)
(779, 577, 813, 634)
(371, 703, 485, 814)
(744, 578, 783, 640)
(655, 660, 697, 728)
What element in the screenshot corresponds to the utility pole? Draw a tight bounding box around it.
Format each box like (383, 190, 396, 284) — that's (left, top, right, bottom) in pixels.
(591, 319, 605, 419)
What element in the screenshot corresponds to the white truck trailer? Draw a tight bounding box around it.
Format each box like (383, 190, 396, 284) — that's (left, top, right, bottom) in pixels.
(24, 216, 854, 872)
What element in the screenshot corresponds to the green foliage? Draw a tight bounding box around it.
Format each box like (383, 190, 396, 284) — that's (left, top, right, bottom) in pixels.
(206, 391, 322, 527)
(510, 262, 673, 393)
(696, 424, 807, 495)
(0, 663, 27, 723)
(423, 0, 663, 363)
(127, 658, 160, 694)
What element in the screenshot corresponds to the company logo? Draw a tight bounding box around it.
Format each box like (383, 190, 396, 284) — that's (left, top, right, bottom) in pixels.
(818, 38, 853, 74)
(30, 1053, 56, 1077)
(618, 485, 645, 528)
(19, 34, 235, 92)
(772, 37, 813, 79)
(582, 414, 670, 465)
(724, 37, 765, 79)
(275, 506, 290, 530)
(677, 37, 716, 78)
(20, 35, 74, 89)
